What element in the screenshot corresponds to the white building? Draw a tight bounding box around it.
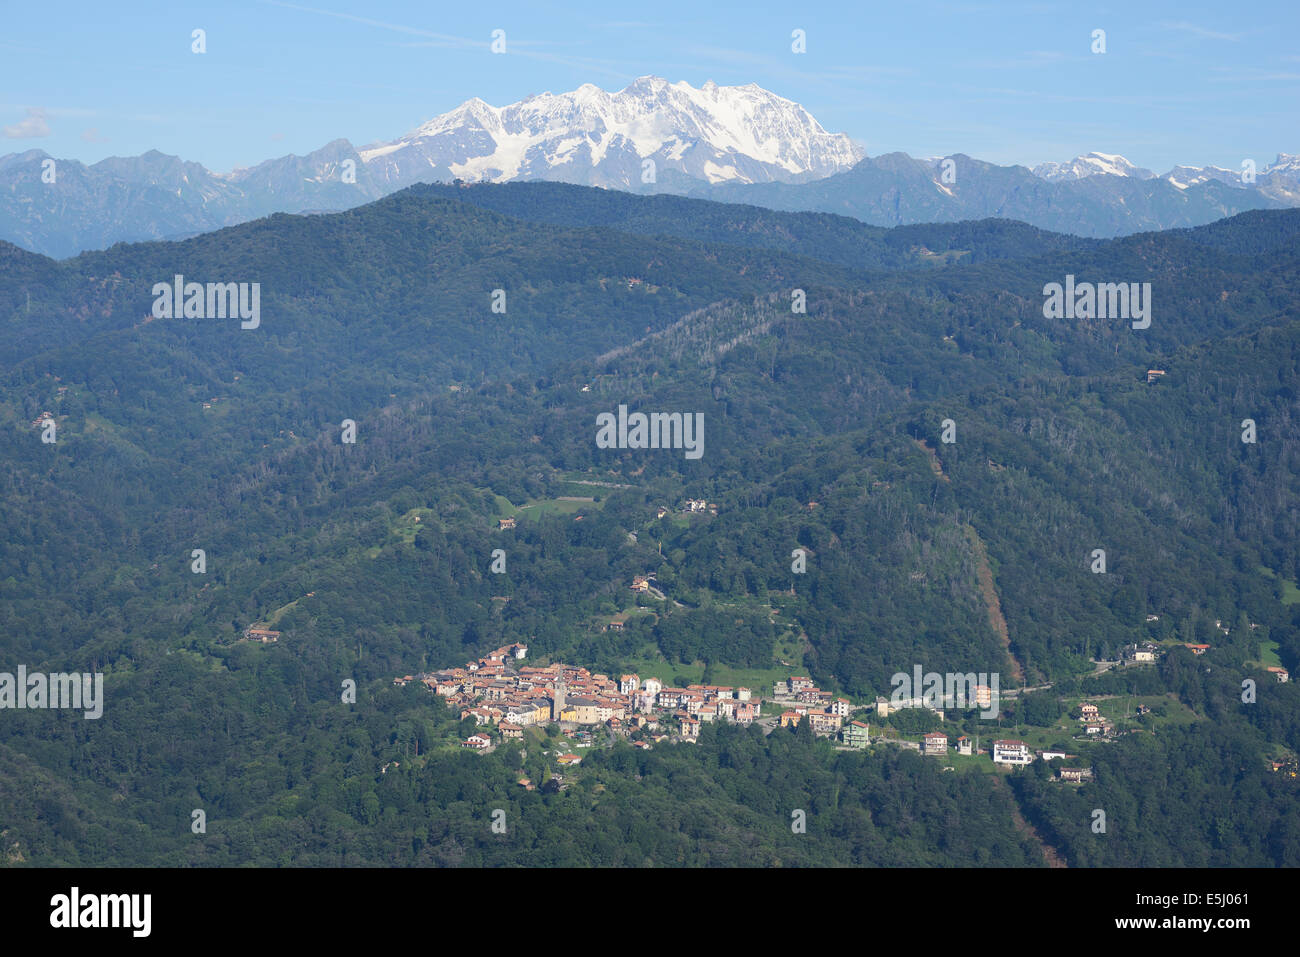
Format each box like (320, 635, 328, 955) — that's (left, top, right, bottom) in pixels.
(992, 740, 1033, 765)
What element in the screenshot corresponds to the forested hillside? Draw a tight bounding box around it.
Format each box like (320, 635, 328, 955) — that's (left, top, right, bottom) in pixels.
(2, 185, 1298, 866)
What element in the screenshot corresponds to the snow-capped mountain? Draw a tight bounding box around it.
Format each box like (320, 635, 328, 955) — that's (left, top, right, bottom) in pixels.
(358, 76, 865, 191)
(1033, 152, 1300, 194)
(1163, 165, 1242, 189)
(1032, 152, 1157, 182)
(1258, 153, 1300, 186)
(1, 77, 1296, 258)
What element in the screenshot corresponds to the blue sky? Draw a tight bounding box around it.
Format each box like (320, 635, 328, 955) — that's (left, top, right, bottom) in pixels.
(2, 0, 1296, 174)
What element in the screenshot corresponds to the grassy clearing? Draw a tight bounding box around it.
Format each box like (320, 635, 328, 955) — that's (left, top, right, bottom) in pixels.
(518, 498, 592, 517)
(485, 491, 607, 522)
(1283, 580, 1300, 606)
(1256, 640, 1283, 668)
(1258, 565, 1300, 605)
(603, 654, 788, 693)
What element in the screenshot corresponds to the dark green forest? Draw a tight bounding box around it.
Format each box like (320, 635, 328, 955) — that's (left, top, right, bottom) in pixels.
(1, 183, 1298, 866)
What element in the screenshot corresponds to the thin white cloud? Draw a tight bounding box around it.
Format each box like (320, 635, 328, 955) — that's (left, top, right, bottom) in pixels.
(1206, 65, 1300, 82)
(259, 0, 484, 48)
(3, 107, 50, 138)
(1161, 21, 1244, 42)
(1209, 71, 1300, 82)
(263, 0, 629, 78)
(947, 84, 1210, 107)
(959, 51, 1089, 70)
(388, 39, 629, 78)
(818, 64, 917, 80)
(0, 103, 168, 121)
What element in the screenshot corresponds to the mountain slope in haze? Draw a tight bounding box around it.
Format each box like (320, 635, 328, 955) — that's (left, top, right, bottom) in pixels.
(0, 77, 862, 258)
(4, 76, 1297, 257)
(1037, 150, 1300, 207)
(405, 181, 1100, 270)
(0, 140, 385, 258)
(704, 152, 1290, 238)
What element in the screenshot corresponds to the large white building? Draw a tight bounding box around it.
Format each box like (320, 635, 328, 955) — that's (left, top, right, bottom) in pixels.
(992, 740, 1032, 765)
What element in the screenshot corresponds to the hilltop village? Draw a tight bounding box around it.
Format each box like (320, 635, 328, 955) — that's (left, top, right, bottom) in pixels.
(394, 642, 759, 749)
(385, 639, 1284, 786)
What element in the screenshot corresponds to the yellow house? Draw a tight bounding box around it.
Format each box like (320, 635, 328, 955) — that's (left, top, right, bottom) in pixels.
(572, 701, 602, 724)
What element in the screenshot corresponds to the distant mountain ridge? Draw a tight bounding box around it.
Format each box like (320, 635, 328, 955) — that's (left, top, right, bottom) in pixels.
(700, 151, 1297, 238)
(1, 76, 1296, 256)
(1033, 149, 1300, 194)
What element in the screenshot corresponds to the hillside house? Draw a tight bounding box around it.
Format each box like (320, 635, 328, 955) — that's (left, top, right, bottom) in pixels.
(992, 740, 1033, 765)
(923, 732, 949, 755)
(841, 721, 870, 749)
(809, 711, 842, 735)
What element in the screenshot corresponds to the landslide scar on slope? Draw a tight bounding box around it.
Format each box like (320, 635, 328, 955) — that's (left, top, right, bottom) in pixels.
(913, 437, 1024, 683)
